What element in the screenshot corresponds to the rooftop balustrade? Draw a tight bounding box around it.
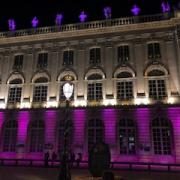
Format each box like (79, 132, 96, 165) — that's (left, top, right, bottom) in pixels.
(0, 12, 174, 38)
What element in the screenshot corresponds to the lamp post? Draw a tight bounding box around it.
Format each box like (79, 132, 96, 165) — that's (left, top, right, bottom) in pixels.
(59, 83, 73, 180)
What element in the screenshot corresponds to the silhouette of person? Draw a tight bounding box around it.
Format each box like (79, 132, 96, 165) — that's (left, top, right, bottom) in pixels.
(76, 152, 82, 167)
(102, 171, 115, 180)
(52, 151, 57, 165)
(44, 151, 50, 167)
(70, 152, 75, 168)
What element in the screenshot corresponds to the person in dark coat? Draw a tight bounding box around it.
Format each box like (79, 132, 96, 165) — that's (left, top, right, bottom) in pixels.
(44, 151, 50, 167)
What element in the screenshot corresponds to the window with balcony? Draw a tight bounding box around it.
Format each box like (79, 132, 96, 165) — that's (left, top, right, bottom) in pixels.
(152, 117, 172, 155)
(3, 120, 17, 152)
(13, 55, 23, 70)
(147, 42, 161, 60)
(118, 118, 136, 154)
(89, 48, 101, 65)
(37, 53, 48, 69)
(63, 50, 74, 66)
(117, 45, 130, 64)
(8, 78, 23, 103)
(29, 119, 44, 152)
(33, 77, 48, 102)
(116, 72, 133, 100)
(88, 119, 104, 152)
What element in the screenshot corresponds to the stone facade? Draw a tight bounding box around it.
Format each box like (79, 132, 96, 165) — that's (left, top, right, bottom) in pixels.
(0, 12, 180, 164)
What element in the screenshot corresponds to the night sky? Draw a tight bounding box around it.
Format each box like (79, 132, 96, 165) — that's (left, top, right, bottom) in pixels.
(0, 0, 179, 31)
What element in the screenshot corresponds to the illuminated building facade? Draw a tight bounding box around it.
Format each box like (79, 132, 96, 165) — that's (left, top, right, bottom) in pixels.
(0, 11, 180, 164)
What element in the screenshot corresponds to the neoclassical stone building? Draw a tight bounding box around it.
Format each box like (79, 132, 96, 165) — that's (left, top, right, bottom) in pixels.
(0, 12, 180, 164)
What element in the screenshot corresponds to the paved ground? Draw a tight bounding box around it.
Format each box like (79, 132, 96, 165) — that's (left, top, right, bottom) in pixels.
(0, 167, 180, 180)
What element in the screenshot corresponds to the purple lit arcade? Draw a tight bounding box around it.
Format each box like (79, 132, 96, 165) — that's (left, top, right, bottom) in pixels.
(0, 106, 180, 164)
(0, 0, 180, 170)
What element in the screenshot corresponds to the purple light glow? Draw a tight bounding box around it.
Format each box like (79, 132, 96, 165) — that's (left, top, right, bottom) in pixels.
(135, 108, 151, 162)
(0, 112, 4, 143)
(8, 19, 16, 31)
(103, 6, 112, 19)
(17, 111, 30, 143)
(31, 17, 39, 28)
(102, 109, 117, 161)
(131, 4, 141, 16)
(73, 109, 86, 159)
(79, 11, 87, 22)
(44, 110, 57, 145)
(161, 1, 170, 13)
(55, 13, 63, 26)
(167, 107, 180, 163)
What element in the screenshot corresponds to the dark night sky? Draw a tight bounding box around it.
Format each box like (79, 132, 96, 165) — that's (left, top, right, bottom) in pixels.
(0, 0, 179, 31)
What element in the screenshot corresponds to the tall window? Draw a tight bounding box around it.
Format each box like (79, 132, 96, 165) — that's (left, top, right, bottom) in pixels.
(87, 74, 103, 100)
(8, 78, 23, 103)
(89, 48, 101, 65)
(63, 50, 74, 66)
(118, 118, 136, 154)
(13, 55, 23, 70)
(148, 80, 166, 99)
(37, 53, 48, 68)
(88, 119, 104, 152)
(33, 77, 48, 102)
(29, 120, 44, 152)
(147, 43, 161, 60)
(152, 118, 171, 155)
(117, 45, 130, 64)
(3, 120, 17, 152)
(116, 72, 133, 100)
(147, 69, 167, 100)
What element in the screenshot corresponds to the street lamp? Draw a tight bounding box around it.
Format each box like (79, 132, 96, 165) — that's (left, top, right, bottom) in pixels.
(59, 82, 74, 180)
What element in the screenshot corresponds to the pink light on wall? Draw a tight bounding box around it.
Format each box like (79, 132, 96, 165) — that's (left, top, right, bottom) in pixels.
(72, 109, 86, 158)
(102, 109, 116, 146)
(167, 107, 180, 163)
(44, 110, 57, 146)
(102, 108, 117, 161)
(17, 111, 30, 144)
(135, 108, 151, 162)
(0, 112, 4, 145)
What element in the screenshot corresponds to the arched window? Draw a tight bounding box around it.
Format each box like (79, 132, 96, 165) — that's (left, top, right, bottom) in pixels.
(3, 120, 17, 152)
(152, 117, 172, 155)
(8, 78, 23, 103)
(116, 72, 133, 100)
(33, 77, 48, 102)
(29, 120, 44, 152)
(87, 119, 104, 152)
(147, 69, 167, 100)
(118, 118, 136, 154)
(87, 74, 103, 100)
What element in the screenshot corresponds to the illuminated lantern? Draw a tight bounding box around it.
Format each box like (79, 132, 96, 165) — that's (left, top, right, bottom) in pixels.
(31, 16, 39, 28)
(8, 19, 16, 31)
(63, 83, 74, 100)
(103, 6, 112, 19)
(79, 11, 87, 22)
(55, 13, 63, 26)
(131, 4, 141, 16)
